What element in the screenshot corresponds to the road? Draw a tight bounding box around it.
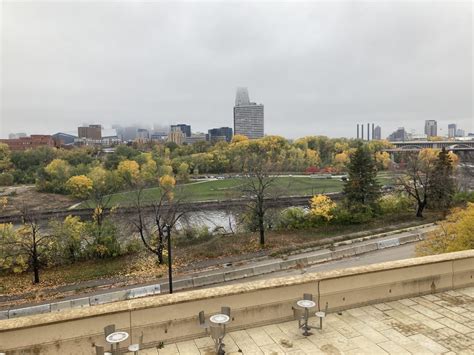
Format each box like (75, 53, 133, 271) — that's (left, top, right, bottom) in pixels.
(198, 238, 420, 289)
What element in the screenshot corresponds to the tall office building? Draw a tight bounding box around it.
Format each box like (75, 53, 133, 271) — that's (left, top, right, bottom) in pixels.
(424, 120, 437, 137)
(168, 126, 185, 145)
(136, 129, 150, 140)
(448, 124, 457, 138)
(456, 129, 465, 137)
(208, 127, 233, 143)
(374, 126, 382, 140)
(171, 124, 191, 138)
(233, 88, 264, 139)
(388, 127, 408, 142)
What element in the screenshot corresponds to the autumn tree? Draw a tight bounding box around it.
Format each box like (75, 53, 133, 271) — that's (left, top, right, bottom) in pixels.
(49, 215, 86, 262)
(176, 162, 190, 183)
(398, 148, 447, 218)
(239, 143, 279, 246)
(66, 175, 93, 199)
(85, 166, 120, 226)
(140, 153, 158, 185)
(0, 206, 56, 283)
(38, 158, 72, 193)
(0, 143, 13, 186)
(416, 203, 474, 256)
(431, 148, 457, 210)
(343, 143, 380, 209)
(117, 159, 140, 187)
(310, 194, 337, 222)
(132, 175, 185, 264)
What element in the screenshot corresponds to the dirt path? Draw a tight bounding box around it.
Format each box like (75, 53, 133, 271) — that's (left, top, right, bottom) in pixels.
(0, 185, 77, 214)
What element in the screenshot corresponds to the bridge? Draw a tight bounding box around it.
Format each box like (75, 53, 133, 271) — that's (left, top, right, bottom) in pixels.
(385, 140, 474, 153)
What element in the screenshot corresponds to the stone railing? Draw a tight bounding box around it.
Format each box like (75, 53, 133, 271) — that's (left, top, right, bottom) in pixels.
(1, 250, 473, 354)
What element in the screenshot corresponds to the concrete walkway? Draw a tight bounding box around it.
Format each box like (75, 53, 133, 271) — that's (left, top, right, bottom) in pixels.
(132, 287, 474, 354)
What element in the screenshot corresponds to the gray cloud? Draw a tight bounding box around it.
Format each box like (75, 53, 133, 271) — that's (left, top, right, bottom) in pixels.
(1, 1, 472, 139)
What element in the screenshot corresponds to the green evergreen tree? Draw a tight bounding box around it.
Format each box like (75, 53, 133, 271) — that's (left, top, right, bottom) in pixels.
(343, 143, 381, 209)
(431, 148, 455, 210)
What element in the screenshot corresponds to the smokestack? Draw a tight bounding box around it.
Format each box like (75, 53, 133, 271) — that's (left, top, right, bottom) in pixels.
(372, 123, 375, 140)
(361, 125, 364, 140)
(357, 124, 359, 139)
(367, 123, 370, 141)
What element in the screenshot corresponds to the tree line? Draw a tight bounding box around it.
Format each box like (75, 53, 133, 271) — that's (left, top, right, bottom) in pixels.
(0, 135, 394, 194)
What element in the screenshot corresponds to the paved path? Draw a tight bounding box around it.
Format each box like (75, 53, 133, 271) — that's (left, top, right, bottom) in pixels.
(130, 287, 474, 354)
(217, 243, 417, 286)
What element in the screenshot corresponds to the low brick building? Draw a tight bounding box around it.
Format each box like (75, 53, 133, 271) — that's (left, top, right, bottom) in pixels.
(0, 135, 54, 151)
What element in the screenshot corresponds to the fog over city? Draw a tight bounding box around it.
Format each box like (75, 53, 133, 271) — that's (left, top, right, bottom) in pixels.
(1, 1, 472, 139)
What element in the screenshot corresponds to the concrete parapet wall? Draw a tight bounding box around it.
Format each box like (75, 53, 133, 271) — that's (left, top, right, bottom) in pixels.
(1, 250, 473, 354)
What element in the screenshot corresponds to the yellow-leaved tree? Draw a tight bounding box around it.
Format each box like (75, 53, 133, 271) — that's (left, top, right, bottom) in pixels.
(140, 153, 158, 184)
(310, 194, 337, 222)
(132, 173, 183, 265)
(117, 160, 140, 186)
(333, 152, 349, 170)
(66, 175, 93, 199)
(375, 151, 392, 170)
(416, 203, 474, 256)
(159, 174, 176, 200)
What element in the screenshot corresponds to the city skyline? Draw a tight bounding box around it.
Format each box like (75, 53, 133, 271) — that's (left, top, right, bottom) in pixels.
(1, 1, 472, 139)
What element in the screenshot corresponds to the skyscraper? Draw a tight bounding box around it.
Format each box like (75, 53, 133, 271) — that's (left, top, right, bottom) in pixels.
(233, 88, 264, 139)
(424, 120, 437, 137)
(374, 126, 382, 140)
(388, 127, 408, 142)
(171, 124, 191, 137)
(448, 124, 457, 138)
(208, 127, 233, 143)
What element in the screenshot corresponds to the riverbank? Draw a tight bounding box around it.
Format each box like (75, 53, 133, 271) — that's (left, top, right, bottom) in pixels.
(0, 211, 440, 308)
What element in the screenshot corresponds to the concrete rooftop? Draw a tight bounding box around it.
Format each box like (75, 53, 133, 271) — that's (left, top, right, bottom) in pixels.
(130, 287, 474, 355)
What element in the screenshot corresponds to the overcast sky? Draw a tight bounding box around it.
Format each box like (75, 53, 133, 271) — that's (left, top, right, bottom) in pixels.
(1, 0, 472, 139)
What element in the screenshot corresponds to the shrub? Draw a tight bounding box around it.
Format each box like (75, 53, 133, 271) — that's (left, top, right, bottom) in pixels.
(0, 173, 14, 186)
(416, 203, 474, 256)
(310, 194, 337, 223)
(379, 193, 413, 214)
(332, 204, 374, 225)
(84, 219, 121, 258)
(175, 226, 214, 247)
(453, 191, 474, 204)
(277, 207, 309, 230)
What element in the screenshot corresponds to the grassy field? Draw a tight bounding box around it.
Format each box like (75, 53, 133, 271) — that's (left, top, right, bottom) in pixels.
(77, 173, 395, 208)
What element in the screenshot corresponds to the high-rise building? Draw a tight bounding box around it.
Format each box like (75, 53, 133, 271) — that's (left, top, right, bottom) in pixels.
(456, 129, 465, 137)
(374, 126, 382, 140)
(171, 124, 191, 138)
(168, 126, 185, 145)
(136, 129, 149, 140)
(233, 88, 264, 139)
(388, 127, 408, 142)
(78, 125, 102, 140)
(448, 124, 457, 138)
(208, 127, 233, 143)
(424, 120, 437, 137)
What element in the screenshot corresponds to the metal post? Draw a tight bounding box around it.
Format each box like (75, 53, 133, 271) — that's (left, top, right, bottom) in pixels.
(166, 224, 173, 294)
